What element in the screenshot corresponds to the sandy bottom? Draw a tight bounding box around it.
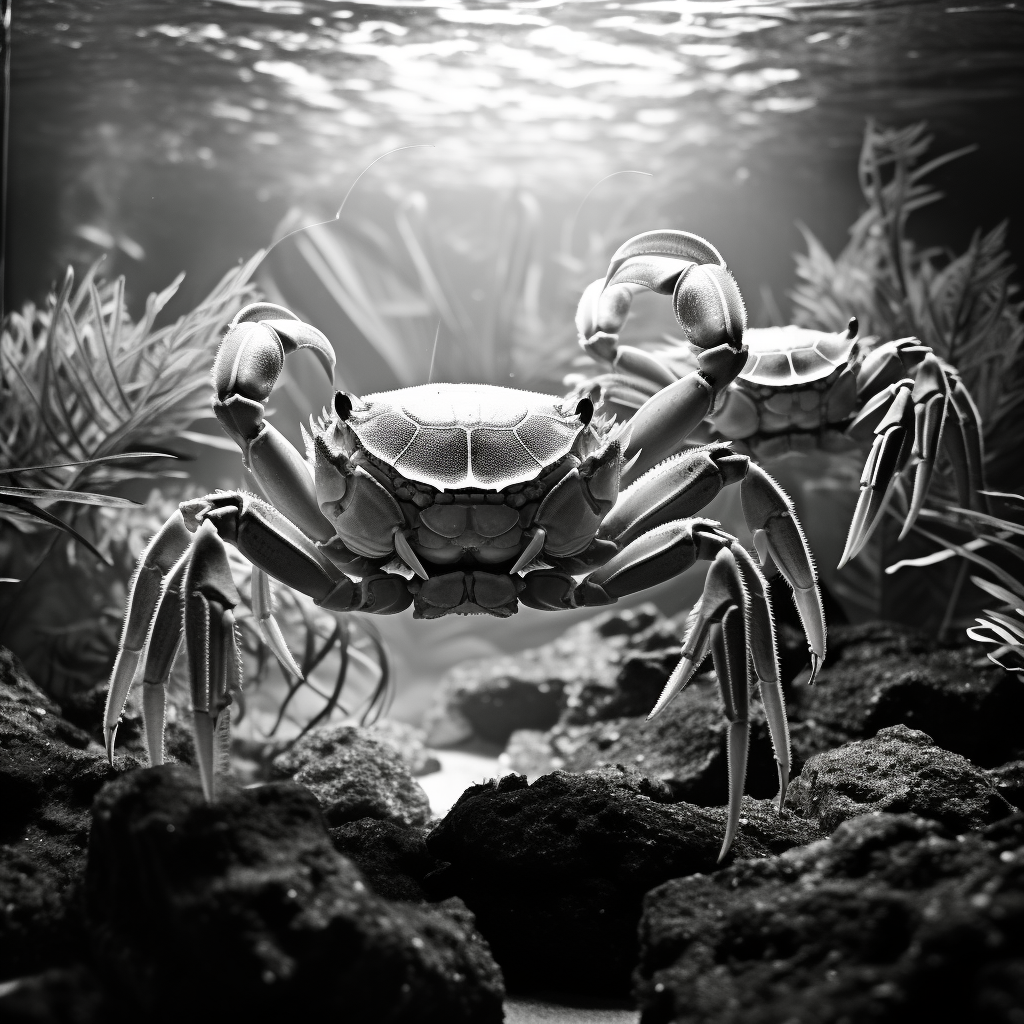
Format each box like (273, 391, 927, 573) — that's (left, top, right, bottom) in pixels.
(418, 747, 511, 817)
(504, 996, 639, 1023)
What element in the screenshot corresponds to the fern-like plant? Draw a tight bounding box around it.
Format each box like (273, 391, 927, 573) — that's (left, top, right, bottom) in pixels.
(0, 255, 261, 692)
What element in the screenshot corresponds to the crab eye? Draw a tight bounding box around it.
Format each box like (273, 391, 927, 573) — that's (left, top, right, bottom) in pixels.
(846, 317, 859, 340)
(334, 391, 353, 421)
(575, 396, 594, 426)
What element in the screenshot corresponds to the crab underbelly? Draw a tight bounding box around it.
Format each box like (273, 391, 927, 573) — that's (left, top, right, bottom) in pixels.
(413, 524, 524, 566)
(411, 502, 525, 567)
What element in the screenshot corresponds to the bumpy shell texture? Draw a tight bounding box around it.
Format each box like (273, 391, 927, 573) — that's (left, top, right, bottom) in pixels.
(740, 326, 858, 387)
(344, 383, 590, 490)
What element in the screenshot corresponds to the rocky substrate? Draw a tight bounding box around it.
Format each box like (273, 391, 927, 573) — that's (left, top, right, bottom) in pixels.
(2, 611, 1024, 1021)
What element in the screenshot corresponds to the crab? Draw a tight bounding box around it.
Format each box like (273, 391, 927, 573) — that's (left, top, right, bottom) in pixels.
(104, 229, 826, 860)
(575, 286, 989, 568)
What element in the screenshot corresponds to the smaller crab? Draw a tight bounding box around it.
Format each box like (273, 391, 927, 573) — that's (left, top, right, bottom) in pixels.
(575, 293, 989, 567)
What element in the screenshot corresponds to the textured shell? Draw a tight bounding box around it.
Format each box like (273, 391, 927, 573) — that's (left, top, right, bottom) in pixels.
(740, 326, 857, 387)
(344, 383, 589, 490)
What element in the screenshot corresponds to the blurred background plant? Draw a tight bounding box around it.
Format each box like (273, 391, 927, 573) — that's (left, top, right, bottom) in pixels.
(259, 185, 649, 402)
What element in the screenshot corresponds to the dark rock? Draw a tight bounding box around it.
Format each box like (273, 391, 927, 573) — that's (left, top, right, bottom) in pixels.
(636, 811, 1024, 1024)
(989, 760, 1024, 811)
(789, 622, 1024, 767)
(59, 679, 196, 767)
(0, 967, 111, 1024)
(788, 724, 1014, 833)
(329, 818, 434, 901)
(517, 674, 782, 805)
(367, 719, 441, 776)
(271, 723, 431, 827)
(0, 648, 128, 980)
(85, 765, 504, 1024)
(426, 765, 820, 995)
(424, 604, 681, 747)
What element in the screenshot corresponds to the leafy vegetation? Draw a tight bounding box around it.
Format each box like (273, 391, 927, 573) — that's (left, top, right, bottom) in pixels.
(788, 121, 1024, 630)
(791, 121, 1024, 471)
(0, 255, 387, 734)
(260, 188, 644, 399)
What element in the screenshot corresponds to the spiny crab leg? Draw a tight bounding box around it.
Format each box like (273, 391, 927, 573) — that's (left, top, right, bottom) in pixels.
(139, 551, 189, 767)
(598, 442, 824, 679)
(649, 548, 760, 861)
(103, 512, 191, 761)
(740, 464, 826, 682)
(183, 521, 244, 801)
(251, 566, 304, 681)
(841, 351, 989, 565)
(839, 380, 916, 568)
(899, 354, 951, 539)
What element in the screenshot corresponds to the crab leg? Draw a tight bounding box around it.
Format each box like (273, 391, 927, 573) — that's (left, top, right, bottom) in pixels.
(899, 354, 951, 539)
(183, 521, 244, 800)
(138, 551, 189, 766)
(646, 548, 757, 861)
(740, 465, 826, 681)
(846, 342, 990, 561)
(182, 491, 412, 615)
(103, 513, 191, 760)
(523, 518, 789, 857)
(250, 566, 304, 681)
(839, 381, 916, 568)
(599, 444, 825, 679)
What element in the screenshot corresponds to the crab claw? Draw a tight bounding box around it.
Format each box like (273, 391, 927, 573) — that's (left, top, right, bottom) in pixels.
(839, 381, 915, 569)
(183, 521, 243, 801)
(104, 513, 192, 762)
(898, 354, 950, 541)
(740, 464, 826, 682)
(649, 547, 753, 861)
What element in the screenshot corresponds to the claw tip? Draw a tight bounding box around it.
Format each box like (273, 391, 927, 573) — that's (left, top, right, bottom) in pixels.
(808, 652, 821, 685)
(104, 725, 117, 765)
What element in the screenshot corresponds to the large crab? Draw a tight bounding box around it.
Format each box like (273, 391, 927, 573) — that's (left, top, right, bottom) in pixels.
(104, 229, 826, 859)
(575, 282, 989, 568)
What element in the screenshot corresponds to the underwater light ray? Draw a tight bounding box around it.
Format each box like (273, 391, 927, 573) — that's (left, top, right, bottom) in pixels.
(265, 144, 435, 259)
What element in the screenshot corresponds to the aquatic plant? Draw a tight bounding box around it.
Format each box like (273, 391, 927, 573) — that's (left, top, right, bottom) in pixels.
(791, 121, 1024, 453)
(260, 188, 642, 398)
(0, 254, 390, 738)
(0, 256, 263, 689)
(785, 121, 1024, 626)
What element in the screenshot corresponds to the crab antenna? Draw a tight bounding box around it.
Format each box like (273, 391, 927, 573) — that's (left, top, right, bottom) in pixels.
(565, 169, 653, 257)
(266, 144, 435, 258)
(427, 319, 441, 384)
